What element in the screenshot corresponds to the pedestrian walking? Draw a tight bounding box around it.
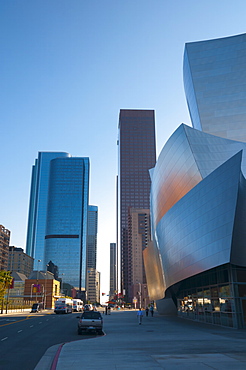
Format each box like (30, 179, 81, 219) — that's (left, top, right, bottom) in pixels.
(137, 308, 143, 324)
(150, 305, 154, 317)
(145, 307, 149, 316)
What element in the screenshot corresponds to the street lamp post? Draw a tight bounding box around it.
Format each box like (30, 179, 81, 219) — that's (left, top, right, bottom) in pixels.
(36, 259, 41, 302)
(138, 282, 142, 309)
(61, 273, 64, 297)
(44, 264, 48, 309)
(30, 284, 34, 299)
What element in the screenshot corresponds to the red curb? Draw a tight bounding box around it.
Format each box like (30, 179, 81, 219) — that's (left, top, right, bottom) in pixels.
(50, 332, 105, 370)
(50, 343, 64, 370)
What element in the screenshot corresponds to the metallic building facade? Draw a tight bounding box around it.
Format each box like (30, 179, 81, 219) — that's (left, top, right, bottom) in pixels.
(118, 109, 156, 301)
(26, 153, 89, 290)
(184, 33, 246, 142)
(145, 33, 246, 328)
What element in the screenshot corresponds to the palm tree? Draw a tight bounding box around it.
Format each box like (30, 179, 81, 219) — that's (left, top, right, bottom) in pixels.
(0, 270, 13, 314)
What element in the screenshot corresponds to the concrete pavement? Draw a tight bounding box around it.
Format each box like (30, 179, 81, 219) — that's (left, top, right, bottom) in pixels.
(35, 309, 246, 369)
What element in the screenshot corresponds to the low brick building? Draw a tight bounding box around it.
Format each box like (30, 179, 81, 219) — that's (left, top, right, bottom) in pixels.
(24, 271, 60, 309)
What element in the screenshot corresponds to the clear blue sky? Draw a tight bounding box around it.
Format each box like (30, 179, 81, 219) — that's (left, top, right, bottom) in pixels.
(1, 0, 246, 296)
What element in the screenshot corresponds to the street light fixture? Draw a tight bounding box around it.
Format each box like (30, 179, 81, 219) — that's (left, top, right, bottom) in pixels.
(61, 273, 64, 297)
(36, 259, 41, 302)
(138, 282, 142, 309)
(44, 264, 49, 309)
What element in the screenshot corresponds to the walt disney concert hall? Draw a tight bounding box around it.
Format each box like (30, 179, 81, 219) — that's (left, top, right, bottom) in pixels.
(144, 33, 246, 328)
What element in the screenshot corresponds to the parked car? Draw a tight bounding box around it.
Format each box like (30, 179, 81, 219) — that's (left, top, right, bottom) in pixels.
(83, 304, 93, 311)
(31, 303, 43, 313)
(77, 311, 103, 335)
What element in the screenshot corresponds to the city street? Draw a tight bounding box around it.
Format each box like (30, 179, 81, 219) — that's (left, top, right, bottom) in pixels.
(0, 311, 97, 370)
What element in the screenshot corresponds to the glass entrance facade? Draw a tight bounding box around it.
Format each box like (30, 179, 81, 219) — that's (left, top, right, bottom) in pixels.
(176, 264, 246, 328)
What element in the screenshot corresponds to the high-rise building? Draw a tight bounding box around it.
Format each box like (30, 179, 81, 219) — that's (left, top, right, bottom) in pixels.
(86, 205, 98, 270)
(8, 246, 34, 277)
(128, 208, 150, 308)
(86, 268, 100, 304)
(86, 205, 99, 302)
(26, 152, 89, 290)
(26, 152, 70, 266)
(109, 243, 117, 300)
(0, 225, 10, 270)
(118, 109, 156, 301)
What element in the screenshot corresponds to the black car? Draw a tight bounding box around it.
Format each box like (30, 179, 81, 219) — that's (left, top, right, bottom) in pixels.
(31, 303, 43, 313)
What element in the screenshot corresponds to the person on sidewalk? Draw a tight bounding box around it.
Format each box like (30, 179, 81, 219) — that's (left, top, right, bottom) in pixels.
(150, 305, 154, 317)
(145, 307, 149, 316)
(137, 308, 143, 324)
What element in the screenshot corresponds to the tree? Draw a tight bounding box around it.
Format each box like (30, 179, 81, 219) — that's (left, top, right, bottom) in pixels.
(0, 270, 13, 314)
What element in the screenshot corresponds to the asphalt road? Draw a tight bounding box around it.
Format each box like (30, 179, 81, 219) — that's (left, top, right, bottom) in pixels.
(0, 311, 100, 370)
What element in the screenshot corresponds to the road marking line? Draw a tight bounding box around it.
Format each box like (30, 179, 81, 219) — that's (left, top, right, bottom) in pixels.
(1, 337, 8, 341)
(0, 316, 31, 328)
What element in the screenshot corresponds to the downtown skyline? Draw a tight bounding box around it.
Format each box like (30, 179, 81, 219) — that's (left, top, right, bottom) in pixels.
(1, 1, 246, 297)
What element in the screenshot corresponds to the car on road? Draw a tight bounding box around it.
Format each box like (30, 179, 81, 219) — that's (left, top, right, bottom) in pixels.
(83, 303, 93, 311)
(54, 298, 73, 314)
(77, 311, 103, 335)
(31, 302, 43, 312)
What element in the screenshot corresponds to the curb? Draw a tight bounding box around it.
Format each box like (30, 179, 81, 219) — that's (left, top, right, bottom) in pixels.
(50, 343, 65, 370)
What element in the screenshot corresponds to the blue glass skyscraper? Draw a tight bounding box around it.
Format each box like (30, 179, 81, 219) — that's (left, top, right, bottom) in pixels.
(86, 205, 98, 270)
(26, 152, 89, 290)
(26, 152, 70, 266)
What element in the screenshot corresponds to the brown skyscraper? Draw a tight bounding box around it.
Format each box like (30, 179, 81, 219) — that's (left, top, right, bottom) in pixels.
(118, 109, 156, 302)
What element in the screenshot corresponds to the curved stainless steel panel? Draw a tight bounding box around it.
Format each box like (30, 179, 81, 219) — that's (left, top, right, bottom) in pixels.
(150, 124, 246, 233)
(143, 240, 165, 300)
(156, 152, 245, 291)
(184, 33, 246, 142)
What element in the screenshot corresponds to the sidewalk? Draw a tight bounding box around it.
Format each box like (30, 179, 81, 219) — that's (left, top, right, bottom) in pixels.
(35, 309, 246, 369)
(1, 308, 54, 316)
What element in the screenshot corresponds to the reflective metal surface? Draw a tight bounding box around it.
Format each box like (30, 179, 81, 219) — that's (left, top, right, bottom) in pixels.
(184, 33, 246, 142)
(150, 124, 246, 232)
(146, 33, 246, 326)
(143, 241, 165, 300)
(148, 122, 246, 298)
(156, 152, 246, 291)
